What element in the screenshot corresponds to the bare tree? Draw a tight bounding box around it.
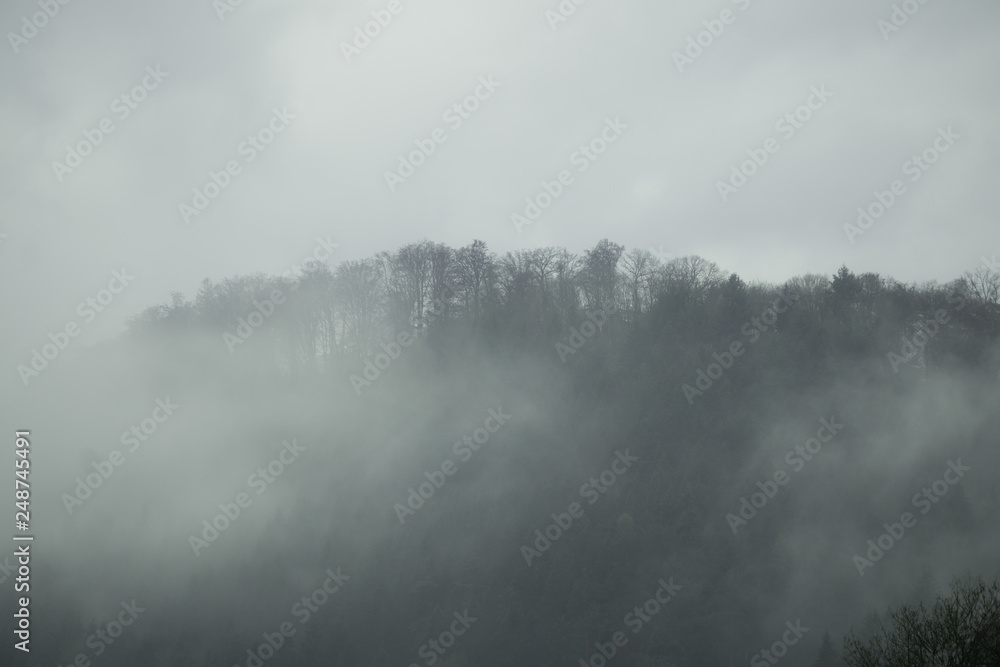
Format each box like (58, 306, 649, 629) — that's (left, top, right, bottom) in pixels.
(287, 260, 336, 369)
(963, 264, 1000, 304)
(454, 240, 494, 325)
(428, 242, 456, 323)
(497, 250, 535, 311)
(844, 576, 1000, 666)
(377, 241, 436, 334)
(784, 273, 830, 317)
(553, 251, 580, 322)
(620, 248, 660, 320)
(658, 255, 724, 306)
(336, 258, 384, 358)
(580, 238, 624, 310)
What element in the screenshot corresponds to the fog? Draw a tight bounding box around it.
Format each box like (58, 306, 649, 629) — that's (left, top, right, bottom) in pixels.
(2, 1, 1000, 666)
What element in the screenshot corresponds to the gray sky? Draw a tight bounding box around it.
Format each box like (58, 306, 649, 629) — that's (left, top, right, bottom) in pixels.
(2, 0, 999, 380)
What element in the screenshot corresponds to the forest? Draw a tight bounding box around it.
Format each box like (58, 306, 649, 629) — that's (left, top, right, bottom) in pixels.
(6, 238, 1000, 667)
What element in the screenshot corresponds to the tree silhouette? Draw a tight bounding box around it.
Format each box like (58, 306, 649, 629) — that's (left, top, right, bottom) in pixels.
(844, 576, 1000, 667)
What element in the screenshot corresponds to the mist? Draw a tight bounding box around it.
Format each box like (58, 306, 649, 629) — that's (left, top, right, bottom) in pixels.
(3, 1, 1000, 666)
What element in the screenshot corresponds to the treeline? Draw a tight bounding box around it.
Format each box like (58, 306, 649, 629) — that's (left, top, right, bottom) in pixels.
(129, 239, 1000, 382)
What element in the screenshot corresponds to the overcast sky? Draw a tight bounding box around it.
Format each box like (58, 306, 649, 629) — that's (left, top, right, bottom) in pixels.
(2, 0, 998, 381)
